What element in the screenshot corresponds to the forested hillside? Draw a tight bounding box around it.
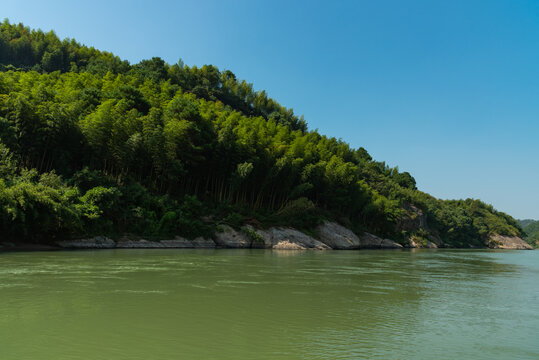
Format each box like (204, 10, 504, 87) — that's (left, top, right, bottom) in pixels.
(0, 20, 524, 246)
(519, 220, 539, 247)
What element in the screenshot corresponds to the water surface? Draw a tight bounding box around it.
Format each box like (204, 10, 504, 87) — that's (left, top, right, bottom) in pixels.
(1, 249, 538, 359)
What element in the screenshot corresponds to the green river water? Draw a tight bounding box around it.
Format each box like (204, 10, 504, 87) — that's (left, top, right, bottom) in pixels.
(1, 249, 538, 359)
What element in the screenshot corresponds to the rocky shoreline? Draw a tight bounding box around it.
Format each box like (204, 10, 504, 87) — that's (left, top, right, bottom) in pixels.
(1, 221, 532, 252)
(54, 222, 406, 251)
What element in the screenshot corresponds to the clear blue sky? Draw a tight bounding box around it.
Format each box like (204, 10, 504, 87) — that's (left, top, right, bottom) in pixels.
(4, 0, 539, 219)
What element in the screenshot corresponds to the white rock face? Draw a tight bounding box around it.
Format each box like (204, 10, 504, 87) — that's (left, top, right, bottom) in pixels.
(358, 233, 403, 249)
(265, 227, 330, 250)
(57, 236, 115, 248)
(489, 235, 533, 250)
(425, 241, 438, 249)
(407, 238, 438, 249)
(316, 221, 360, 249)
(213, 226, 325, 250)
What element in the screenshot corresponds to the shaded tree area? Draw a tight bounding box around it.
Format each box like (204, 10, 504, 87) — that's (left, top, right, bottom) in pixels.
(0, 21, 523, 245)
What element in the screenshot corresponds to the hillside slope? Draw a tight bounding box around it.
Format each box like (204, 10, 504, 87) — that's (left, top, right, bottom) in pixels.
(519, 220, 539, 247)
(0, 20, 524, 247)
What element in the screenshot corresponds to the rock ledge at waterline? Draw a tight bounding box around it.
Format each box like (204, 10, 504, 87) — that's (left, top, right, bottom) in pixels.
(56, 221, 403, 250)
(489, 234, 533, 250)
(54, 221, 532, 251)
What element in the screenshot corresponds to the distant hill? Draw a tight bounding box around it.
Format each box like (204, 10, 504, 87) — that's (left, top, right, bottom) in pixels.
(518, 219, 536, 228)
(518, 220, 539, 247)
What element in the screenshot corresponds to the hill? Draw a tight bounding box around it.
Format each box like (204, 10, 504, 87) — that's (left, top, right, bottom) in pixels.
(519, 220, 539, 247)
(0, 20, 525, 248)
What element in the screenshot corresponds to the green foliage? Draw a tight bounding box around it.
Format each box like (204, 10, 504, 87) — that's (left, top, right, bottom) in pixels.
(0, 20, 129, 74)
(156, 211, 178, 237)
(241, 226, 264, 244)
(0, 143, 16, 179)
(409, 229, 430, 247)
(221, 212, 244, 229)
(176, 195, 213, 239)
(0, 20, 523, 246)
(519, 219, 539, 247)
(0, 170, 81, 242)
(79, 186, 120, 217)
(270, 197, 324, 232)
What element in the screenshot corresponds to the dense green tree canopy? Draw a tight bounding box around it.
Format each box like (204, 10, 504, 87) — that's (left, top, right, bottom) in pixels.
(0, 20, 523, 245)
(519, 220, 539, 247)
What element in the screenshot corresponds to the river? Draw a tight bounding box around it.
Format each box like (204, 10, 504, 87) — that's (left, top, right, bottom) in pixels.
(1, 249, 538, 359)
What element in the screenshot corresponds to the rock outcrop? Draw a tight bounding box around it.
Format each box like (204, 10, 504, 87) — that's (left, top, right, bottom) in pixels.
(397, 203, 445, 248)
(58, 236, 216, 249)
(489, 235, 533, 250)
(407, 238, 439, 249)
(266, 227, 330, 250)
(213, 225, 263, 248)
(425, 241, 438, 248)
(317, 221, 360, 249)
(55, 224, 402, 251)
(185, 237, 217, 248)
(116, 237, 215, 248)
(57, 236, 116, 249)
(0, 242, 59, 251)
(213, 226, 330, 250)
(358, 232, 403, 249)
(397, 204, 428, 232)
(253, 228, 274, 248)
(37, 227, 538, 251)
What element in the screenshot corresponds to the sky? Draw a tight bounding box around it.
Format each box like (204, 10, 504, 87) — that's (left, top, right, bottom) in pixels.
(3, 0, 539, 219)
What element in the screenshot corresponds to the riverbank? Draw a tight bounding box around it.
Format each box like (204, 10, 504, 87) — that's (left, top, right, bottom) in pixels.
(1, 221, 532, 252)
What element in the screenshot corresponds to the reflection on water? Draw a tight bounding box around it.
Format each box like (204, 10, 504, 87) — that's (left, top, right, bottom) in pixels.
(268, 249, 312, 257)
(0, 249, 538, 360)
